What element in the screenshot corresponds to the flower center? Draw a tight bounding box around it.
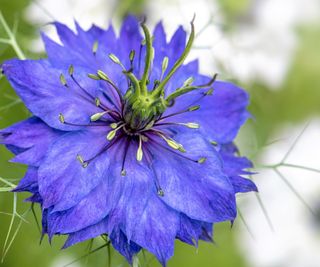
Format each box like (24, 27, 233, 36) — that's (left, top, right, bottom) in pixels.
(57, 17, 216, 180)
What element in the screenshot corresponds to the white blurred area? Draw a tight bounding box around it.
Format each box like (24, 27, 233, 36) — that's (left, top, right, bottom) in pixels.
(25, 0, 320, 88)
(237, 120, 320, 267)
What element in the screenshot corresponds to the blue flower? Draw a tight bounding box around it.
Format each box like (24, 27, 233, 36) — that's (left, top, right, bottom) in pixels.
(0, 16, 257, 266)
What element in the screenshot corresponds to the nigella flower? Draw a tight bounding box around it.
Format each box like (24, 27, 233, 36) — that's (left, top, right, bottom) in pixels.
(0, 16, 257, 266)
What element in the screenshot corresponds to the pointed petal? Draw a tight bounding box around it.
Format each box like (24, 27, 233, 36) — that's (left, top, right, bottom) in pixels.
(149, 131, 237, 222)
(220, 144, 257, 193)
(0, 117, 62, 166)
(38, 128, 111, 211)
(167, 81, 250, 144)
(2, 59, 102, 131)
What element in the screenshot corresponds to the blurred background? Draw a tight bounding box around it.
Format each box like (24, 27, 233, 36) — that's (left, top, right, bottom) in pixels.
(0, 0, 320, 266)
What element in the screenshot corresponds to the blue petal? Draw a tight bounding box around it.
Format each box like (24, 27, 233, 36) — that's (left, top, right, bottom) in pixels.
(2, 59, 103, 131)
(149, 130, 237, 223)
(0, 117, 62, 166)
(128, 195, 179, 266)
(166, 81, 250, 144)
(220, 144, 257, 193)
(63, 218, 107, 248)
(46, 179, 111, 234)
(110, 228, 141, 264)
(13, 167, 38, 193)
(177, 214, 212, 245)
(63, 222, 141, 264)
(38, 128, 111, 211)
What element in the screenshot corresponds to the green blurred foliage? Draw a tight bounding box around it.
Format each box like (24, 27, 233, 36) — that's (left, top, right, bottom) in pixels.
(0, 0, 320, 266)
(116, 0, 147, 19)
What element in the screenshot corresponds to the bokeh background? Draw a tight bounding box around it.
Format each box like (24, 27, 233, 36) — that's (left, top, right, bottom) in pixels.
(1, 0, 320, 266)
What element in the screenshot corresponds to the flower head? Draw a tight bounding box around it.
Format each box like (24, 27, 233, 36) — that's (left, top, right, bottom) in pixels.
(0, 16, 257, 266)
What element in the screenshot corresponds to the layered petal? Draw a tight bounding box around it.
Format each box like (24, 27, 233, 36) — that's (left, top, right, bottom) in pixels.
(164, 81, 250, 144)
(38, 127, 111, 211)
(0, 117, 62, 166)
(148, 130, 237, 222)
(220, 144, 257, 193)
(2, 59, 103, 131)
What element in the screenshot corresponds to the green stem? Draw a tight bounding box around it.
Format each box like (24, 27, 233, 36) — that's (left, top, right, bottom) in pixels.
(0, 12, 26, 60)
(166, 74, 217, 102)
(123, 70, 141, 96)
(140, 22, 153, 95)
(152, 17, 195, 97)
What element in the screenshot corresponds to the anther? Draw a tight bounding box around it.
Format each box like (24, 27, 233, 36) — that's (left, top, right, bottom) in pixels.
(95, 97, 101, 107)
(110, 122, 118, 129)
(183, 122, 200, 129)
(59, 74, 67, 87)
(106, 124, 125, 141)
(157, 188, 165, 197)
(188, 105, 200, 112)
(88, 73, 101, 80)
(183, 77, 194, 87)
(210, 141, 218, 146)
(76, 154, 88, 168)
(90, 111, 109, 122)
(129, 50, 135, 62)
(198, 157, 207, 164)
(92, 40, 99, 55)
(158, 133, 186, 152)
(136, 135, 143, 161)
(121, 169, 127, 176)
(97, 70, 110, 81)
(68, 64, 74, 76)
(58, 113, 65, 124)
(205, 88, 214, 95)
(108, 53, 126, 70)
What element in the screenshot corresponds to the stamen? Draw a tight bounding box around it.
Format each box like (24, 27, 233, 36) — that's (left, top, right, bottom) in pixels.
(96, 70, 123, 101)
(155, 122, 199, 129)
(182, 76, 194, 87)
(68, 64, 74, 76)
(121, 138, 131, 176)
(108, 53, 126, 70)
(106, 123, 125, 141)
(198, 157, 207, 164)
(157, 189, 165, 197)
(143, 145, 165, 197)
(188, 105, 200, 111)
(148, 135, 197, 163)
(90, 111, 109, 122)
(69, 67, 121, 117)
(155, 131, 186, 152)
(59, 73, 67, 87)
(92, 40, 99, 55)
(158, 105, 200, 122)
(59, 113, 65, 123)
(88, 73, 100, 80)
(183, 122, 199, 129)
(136, 135, 143, 161)
(110, 122, 118, 129)
(210, 141, 218, 146)
(59, 113, 108, 127)
(165, 73, 217, 102)
(77, 154, 88, 168)
(95, 97, 101, 107)
(81, 134, 123, 167)
(129, 50, 135, 63)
